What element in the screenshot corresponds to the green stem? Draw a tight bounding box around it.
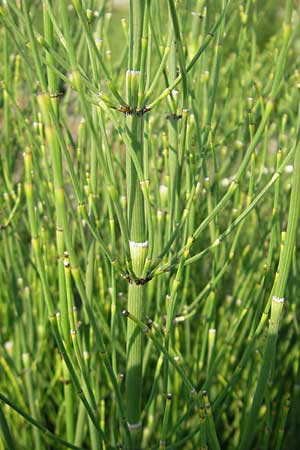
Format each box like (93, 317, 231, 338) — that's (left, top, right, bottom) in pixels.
(125, 3, 147, 447)
(0, 394, 85, 450)
(0, 403, 16, 450)
(239, 93, 300, 450)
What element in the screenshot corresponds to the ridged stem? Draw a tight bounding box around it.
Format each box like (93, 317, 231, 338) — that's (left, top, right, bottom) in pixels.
(239, 90, 300, 450)
(125, 3, 147, 446)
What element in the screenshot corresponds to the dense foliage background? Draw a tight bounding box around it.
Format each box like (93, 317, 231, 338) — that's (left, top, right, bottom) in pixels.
(1, 1, 300, 449)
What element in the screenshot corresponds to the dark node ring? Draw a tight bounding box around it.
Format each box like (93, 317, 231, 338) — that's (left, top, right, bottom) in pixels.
(166, 113, 183, 121)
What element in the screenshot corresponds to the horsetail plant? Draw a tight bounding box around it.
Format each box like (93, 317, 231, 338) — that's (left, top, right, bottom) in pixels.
(1, 0, 300, 449)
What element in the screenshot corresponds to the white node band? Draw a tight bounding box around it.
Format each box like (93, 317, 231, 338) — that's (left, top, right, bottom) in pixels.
(126, 69, 141, 75)
(127, 421, 142, 430)
(129, 240, 149, 248)
(272, 296, 285, 304)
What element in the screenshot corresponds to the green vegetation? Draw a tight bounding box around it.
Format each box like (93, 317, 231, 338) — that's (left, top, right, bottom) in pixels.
(1, 0, 300, 449)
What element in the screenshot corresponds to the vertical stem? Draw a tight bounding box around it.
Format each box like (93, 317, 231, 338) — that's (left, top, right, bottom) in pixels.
(126, 2, 147, 447)
(42, 4, 74, 442)
(167, 39, 179, 239)
(239, 94, 300, 450)
(22, 353, 43, 449)
(2, 28, 12, 191)
(0, 403, 16, 450)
